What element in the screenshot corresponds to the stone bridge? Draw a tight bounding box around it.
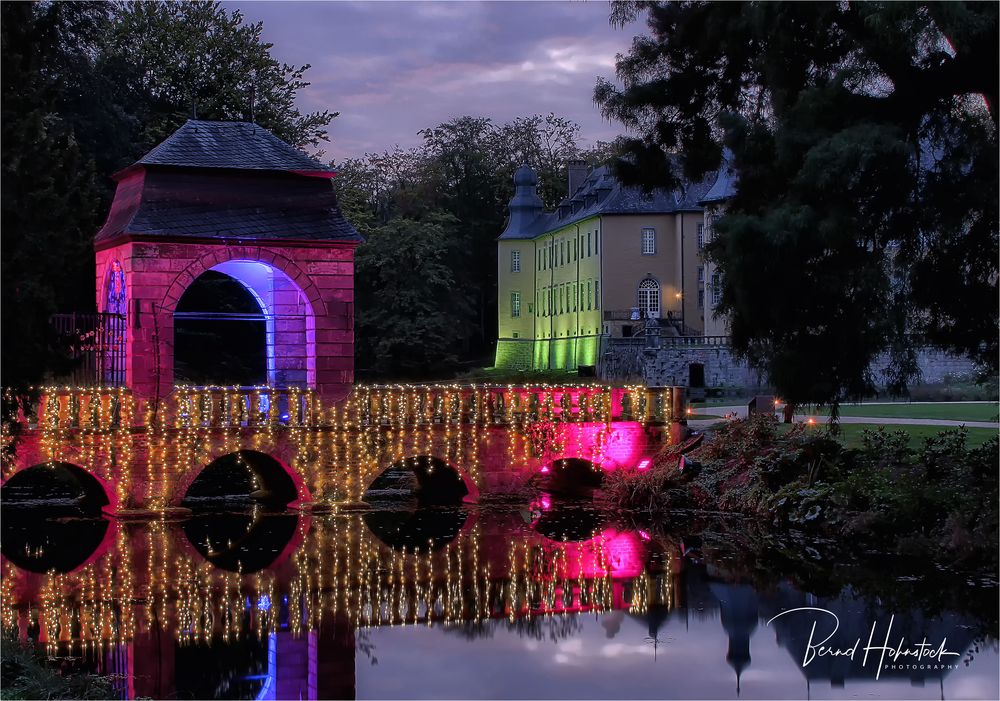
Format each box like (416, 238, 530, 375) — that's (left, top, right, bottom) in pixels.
(1, 511, 684, 700)
(2, 384, 685, 515)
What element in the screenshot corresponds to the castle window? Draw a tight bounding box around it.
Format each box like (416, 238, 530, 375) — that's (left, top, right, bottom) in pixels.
(638, 278, 660, 318)
(697, 223, 705, 250)
(698, 266, 704, 283)
(511, 250, 521, 273)
(511, 292, 521, 318)
(595, 281, 600, 309)
(587, 281, 592, 310)
(698, 289, 705, 308)
(588, 232, 592, 257)
(641, 227, 656, 255)
(104, 260, 127, 316)
(711, 273, 722, 306)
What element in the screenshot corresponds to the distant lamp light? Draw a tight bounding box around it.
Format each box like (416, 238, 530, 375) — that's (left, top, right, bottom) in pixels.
(540, 466, 550, 473)
(637, 458, 651, 471)
(807, 417, 816, 425)
(638, 530, 651, 541)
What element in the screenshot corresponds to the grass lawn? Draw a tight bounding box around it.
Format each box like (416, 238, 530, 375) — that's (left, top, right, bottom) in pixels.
(804, 402, 998, 422)
(779, 421, 998, 449)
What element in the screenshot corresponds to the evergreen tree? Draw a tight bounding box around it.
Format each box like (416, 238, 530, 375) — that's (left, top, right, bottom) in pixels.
(595, 1, 998, 410)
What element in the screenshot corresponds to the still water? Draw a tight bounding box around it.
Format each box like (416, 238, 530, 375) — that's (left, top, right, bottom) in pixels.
(1, 499, 997, 700)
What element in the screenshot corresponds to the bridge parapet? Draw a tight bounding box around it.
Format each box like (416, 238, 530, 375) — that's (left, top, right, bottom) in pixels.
(18, 383, 680, 430)
(4, 383, 686, 513)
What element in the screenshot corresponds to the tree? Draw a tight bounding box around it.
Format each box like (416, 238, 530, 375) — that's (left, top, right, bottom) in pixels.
(595, 1, 998, 411)
(1, 2, 106, 385)
(101, 0, 336, 160)
(1, 0, 336, 387)
(354, 213, 474, 377)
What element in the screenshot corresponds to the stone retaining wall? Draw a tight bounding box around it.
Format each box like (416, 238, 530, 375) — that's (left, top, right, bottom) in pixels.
(637, 342, 979, 391)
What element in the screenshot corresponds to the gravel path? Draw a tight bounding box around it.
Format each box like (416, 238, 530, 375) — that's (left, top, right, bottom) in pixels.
(691, 405, 999, 429)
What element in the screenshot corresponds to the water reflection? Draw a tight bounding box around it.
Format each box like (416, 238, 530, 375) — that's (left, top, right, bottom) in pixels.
(363, 507, 468, 552)
(183, 512, 305, 573)
(0, 501, 996, 700)
(0, 512, 112, 573)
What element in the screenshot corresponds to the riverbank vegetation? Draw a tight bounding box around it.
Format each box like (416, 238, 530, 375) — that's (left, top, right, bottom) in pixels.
(0, 635, 119, 700)
(605, 415, 999, 568)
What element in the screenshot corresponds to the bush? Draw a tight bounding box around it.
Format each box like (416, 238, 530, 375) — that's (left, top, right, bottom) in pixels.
(0, 634, 120, 700)
(604, 415, 999, 567)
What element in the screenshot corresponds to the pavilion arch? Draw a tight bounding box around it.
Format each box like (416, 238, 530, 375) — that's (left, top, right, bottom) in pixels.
(364, 455, 479, 506)
(174, 449, 310, 510)
(166, 251, 322, 388)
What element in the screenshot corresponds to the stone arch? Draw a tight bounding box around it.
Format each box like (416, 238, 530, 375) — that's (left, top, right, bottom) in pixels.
(172, 449, 311, 509)
(165, 250, 324, 387)
(0, 461, 117, 514)
(364, 455, 479, 505)
(530, 456, 604, 497)
(162, 247, 326, 318)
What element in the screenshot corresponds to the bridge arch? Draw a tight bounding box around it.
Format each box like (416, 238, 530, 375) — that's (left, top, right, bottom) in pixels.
(175, 449, 310, 509)
(531, 456, 604, 497)
(0, 461, 117, 514)
(364, 455, 479, 505)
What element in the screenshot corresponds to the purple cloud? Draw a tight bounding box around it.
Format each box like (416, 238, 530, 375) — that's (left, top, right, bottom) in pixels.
(225, 0, 634, 160)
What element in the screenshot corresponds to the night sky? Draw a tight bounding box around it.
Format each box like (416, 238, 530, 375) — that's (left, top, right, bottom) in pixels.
(227, 0, 635, 161)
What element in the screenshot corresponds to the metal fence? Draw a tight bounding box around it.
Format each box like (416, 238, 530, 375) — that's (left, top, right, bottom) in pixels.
(49, 312, 127, 386)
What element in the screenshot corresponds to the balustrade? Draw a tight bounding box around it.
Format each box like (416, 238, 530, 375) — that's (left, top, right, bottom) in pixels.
(22, 383, 682, 432)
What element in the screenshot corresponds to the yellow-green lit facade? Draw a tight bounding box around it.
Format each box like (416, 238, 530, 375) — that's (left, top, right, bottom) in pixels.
(496, 163, 718, 371)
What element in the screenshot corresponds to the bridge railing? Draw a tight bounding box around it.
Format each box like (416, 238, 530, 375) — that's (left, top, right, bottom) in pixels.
(345, 384, 679, 426)
(24, 384, 684, 431)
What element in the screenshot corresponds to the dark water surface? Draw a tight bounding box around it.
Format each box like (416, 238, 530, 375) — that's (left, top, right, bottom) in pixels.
(1, 500, 997, 700)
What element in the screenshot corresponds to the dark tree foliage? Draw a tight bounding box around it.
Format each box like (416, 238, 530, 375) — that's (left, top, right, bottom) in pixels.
(354, 213, 475, 377)
(1, 1, 105, 385)
(102, 0, 335, 159)
(339, 113, 591, 378)
(596, 1, 998, 410)
(1, 0, 335, 387)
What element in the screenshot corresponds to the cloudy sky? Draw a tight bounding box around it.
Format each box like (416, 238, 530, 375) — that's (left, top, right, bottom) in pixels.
(226, 0, 638, 162)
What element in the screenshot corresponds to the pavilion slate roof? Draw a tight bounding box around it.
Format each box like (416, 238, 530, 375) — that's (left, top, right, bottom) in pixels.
(95, 120, 361, 244)
(499, 165, 718, 240)
(133, 119, 334, 173)
(120, 201, 360, 242)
